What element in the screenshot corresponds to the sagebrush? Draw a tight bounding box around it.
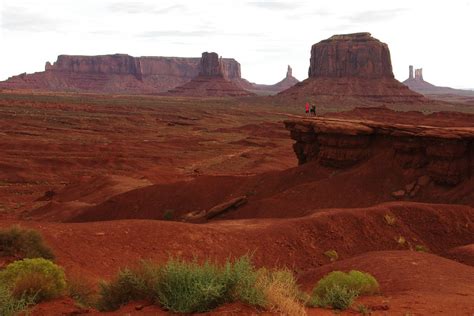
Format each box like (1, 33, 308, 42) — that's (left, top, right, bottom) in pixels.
(0, 258, 66, 302)
(0, 226, 55, 260)
(97, 255, 306, 315)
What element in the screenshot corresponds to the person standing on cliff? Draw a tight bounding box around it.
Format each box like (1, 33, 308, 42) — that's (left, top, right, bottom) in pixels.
(310, 104, 316, 116)
(305, 102, 309, 115)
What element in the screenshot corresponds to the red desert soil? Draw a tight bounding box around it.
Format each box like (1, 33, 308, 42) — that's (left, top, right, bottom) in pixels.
(0, 90, 473, 314)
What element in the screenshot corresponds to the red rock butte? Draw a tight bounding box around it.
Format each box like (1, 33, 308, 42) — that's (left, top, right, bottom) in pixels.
(166, 52, 256, 97)
(279, 32, 424, 102)
(0, 54, 296, 95)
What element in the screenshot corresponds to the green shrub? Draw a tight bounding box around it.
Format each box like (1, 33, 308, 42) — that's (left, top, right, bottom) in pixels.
(310, 271, 379, 310)
(310, 284, 358, 310)
(0, 284, 34, 316)
(414, 245, 429, 252)
(97, 267, 150, 311)
(97, 256, 305, 314)
(324, 250, 338, 262)
(163, 210, 175, 221)
(313, 270, 379, 298)
(0, 258, 66, 302)
(156, 258, 229, 313)
(222, 255, 266, 307)
(0, 226, 55, 260)
(357, 304, 371, 315)
(67, 274, 98, 308)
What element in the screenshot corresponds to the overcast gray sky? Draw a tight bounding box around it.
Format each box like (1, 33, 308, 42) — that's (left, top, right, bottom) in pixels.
(0, 0, 473, 88)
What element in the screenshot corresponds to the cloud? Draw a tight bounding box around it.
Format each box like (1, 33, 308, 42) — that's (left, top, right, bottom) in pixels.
(107, 2, 185, 15)
(1, 7, 63, 32)
(344, 8, 407, 24)
(246, 1, 300, 10)
(139, 30, 214, 38)
(139, 30, 264, 39)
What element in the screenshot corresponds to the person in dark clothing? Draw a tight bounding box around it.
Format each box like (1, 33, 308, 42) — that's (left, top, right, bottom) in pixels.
(310, 105, 316, 116)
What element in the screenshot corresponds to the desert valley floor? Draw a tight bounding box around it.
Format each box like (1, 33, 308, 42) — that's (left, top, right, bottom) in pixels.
(0, 89, 473, 315)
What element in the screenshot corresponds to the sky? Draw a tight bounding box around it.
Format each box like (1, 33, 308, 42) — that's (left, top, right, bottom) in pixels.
(0, 0, 473, 88)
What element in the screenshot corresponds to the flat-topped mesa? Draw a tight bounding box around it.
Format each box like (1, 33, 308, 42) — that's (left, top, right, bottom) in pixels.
(284, 118, 474, 186)
(199, 52, 224, 77)
(309, 32, 393, 79)
(0, 53, 295, 94)
(278, 32, 423, 102)
(48, 54, 142, 77)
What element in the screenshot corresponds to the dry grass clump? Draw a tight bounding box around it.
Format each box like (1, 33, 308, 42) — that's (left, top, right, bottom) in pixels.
(97, 255, 306, 314)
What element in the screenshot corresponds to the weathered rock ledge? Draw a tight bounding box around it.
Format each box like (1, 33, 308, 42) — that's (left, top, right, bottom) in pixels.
(284, 118, 474, 185)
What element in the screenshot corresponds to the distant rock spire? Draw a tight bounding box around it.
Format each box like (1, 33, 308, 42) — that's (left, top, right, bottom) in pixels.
(415, 68, 423, 81)
(286, 65, 293, 78)
(409, 65, 414, 79)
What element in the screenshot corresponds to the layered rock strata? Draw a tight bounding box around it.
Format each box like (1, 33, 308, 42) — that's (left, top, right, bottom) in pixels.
(279, 33, 423, 102)
(166, 52, 255, 97)
(284, 118, 473, 186)
(0, 54, 293, 94)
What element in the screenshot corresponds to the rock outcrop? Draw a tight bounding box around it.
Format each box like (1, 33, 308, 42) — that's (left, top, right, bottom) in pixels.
(0, 54, 293, 95)
(279, 33, 423, 102)
(403, 65, 474, 98)
(236, 65, 299, 95)
(166, 52, 255, 97)
(284, 117, 473, 186)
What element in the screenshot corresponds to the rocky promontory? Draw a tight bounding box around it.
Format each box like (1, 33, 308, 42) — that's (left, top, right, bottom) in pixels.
(284, 117, 473, 186)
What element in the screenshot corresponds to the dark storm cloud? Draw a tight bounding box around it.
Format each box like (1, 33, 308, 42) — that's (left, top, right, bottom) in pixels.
(345, 9, 407, 24)
(1, 7, 62, 32)
(246, 1, 300, 10)
(107, 2, 185, 15)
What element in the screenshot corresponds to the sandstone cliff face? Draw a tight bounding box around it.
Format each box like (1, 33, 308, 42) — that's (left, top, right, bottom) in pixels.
(0, 54, 245, 94)
(50, 54, 142, 78)
(309, 33, 393, 79)
(166, 52, 255, 97)
(279, 33, 423, 102)
(199, 52, 223, 77)
(285, 118, 473, 186)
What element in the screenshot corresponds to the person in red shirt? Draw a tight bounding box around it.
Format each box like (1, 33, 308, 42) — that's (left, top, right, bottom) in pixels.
(305, 102, 309, 115)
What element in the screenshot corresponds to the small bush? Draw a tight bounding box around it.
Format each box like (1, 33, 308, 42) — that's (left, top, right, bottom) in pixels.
(310, 271, 379, 310)
(310, 284, 358, 310)
(383, 214, 396, 226)
(313, 271, 379, 298)
(357, 304, 371, 315)
(414, 244, 429, 252)
(257, 268, 306, 316)
(96, 266, 153, 311)
(0, 284, 34, 316)
(163, 210, 174, 221)
(0, 226, 55, 260)
(67, 274, 97, 308)
(397, 236, 406, 246)
(223, 255, 266, 306)
(324, 250, 338, 262)
(0, 258, 66, 302)
(156, 258, 229, 313)
(97, 255, 305, 314)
